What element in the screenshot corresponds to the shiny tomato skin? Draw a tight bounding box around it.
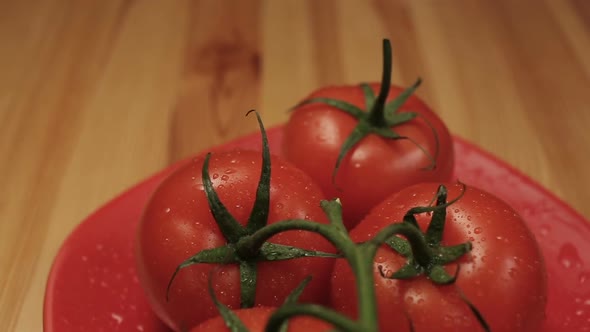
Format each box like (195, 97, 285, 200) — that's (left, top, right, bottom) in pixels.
(135, 150, 335, 331)
(283, 84, 454, 228)
(190, 306, 333, 332)
(330, 182, 547, 332)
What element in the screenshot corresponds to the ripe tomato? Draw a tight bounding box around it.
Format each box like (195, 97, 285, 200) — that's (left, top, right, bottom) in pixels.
(283, 85, 453, 228)
(330, 182, 547, 332)
(135, 150, 335, 331)
(189, 306, 333, 332)
(283, 41, 453, 228)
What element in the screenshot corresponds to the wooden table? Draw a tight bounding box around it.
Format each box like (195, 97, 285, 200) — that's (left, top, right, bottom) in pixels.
(2, 1, 589, 331)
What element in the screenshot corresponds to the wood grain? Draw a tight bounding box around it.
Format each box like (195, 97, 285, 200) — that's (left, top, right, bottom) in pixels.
(1, 0, 589, 330)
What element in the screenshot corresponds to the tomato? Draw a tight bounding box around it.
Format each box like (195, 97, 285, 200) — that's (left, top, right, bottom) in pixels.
(190, 306, 333, 332)
(135, 149, 335, 331)
(330, 182, 547, 332)
(283, 40, 453, 228)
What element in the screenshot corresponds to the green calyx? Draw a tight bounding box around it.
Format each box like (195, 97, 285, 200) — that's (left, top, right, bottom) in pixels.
(166, 110, 338, 307)
(382, 184, 472, 284)
(293, 39, 439, 184)
(381, 184, 490, 331)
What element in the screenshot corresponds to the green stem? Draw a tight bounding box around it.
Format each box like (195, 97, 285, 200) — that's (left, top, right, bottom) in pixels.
(367, 39, 392, 127)
(350, 246, 379, 331)
(265, 304, 359, 332)
(243, 219, 357, 260)
(369, 222, 434, 267)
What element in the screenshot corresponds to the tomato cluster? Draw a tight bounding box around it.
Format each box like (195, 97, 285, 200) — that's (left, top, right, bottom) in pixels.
(135, 40, 547, 332)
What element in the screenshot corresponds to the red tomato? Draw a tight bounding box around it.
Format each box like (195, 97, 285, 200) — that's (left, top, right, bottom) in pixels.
(190, 306, 333, 332)
(283, 83, 453, 228)
(135, 150, 335, 331)
(330, 182, 547, 332)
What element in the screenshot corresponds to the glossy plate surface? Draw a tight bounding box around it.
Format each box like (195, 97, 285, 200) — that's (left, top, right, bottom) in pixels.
(44, 127, 590, 331)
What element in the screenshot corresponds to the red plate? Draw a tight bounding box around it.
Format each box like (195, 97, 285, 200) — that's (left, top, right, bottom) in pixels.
(44, 126, 590, 331)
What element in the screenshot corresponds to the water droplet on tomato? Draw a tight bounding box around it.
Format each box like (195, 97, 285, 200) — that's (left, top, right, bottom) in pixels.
(224, 168, 236, 174)
(212, 173, 219, 179)
(454, 209, 460, 213)
(469, 237, 475, 241)
(353, 163, 361, 168)
(276, 203, 284, 210)
(221, 175, 229, 181)
(558, 243, 583, 269)
(467, 215, 472, 221)
(579, 272, 590, 284)
(508, 268, 516, 278)
(539, 224, 550, 236)
(217, 184, 225, 190)
(474, 227, 483, 234)
(442, 315, 453, 327)
(164, 208, 171, 213)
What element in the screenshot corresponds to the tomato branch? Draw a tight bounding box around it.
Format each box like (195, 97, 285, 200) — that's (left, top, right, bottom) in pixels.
(367, 39, 392, 127)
